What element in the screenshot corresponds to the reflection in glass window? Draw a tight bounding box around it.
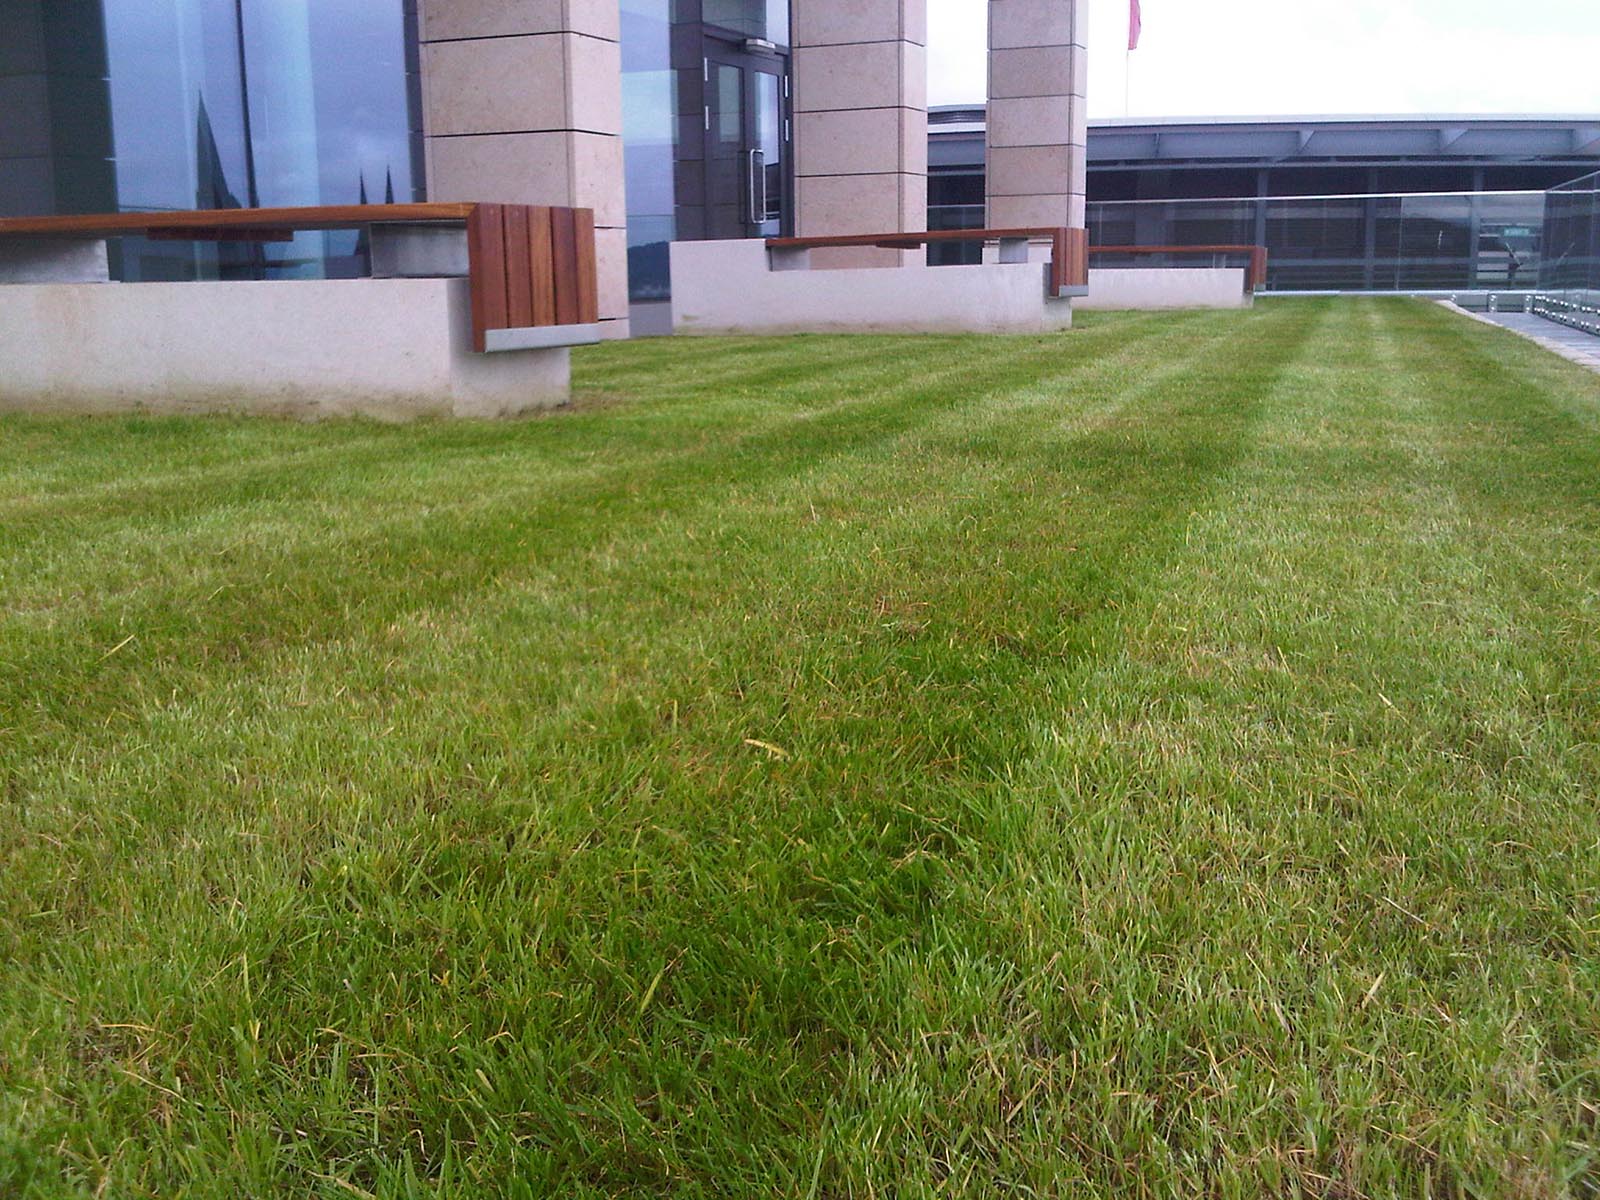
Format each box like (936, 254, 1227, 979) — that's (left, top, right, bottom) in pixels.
(98, 0, 420, 281)
(1541, 172, 1600, 299)
(621, 0, 678, 302)
(702, 0, 788, 44)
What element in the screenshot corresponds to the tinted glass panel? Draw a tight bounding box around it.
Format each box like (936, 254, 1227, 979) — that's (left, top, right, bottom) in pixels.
(1541, 171, 1600, 301)
(240, 1, 419, 278)
(704, 63, 745, 238)
(926, 203, 985, 265)
(87, 0, 419, 280)
(621, 0, 677, 300)
(702, 0, 788, 44)
(754, 69, 782, 226)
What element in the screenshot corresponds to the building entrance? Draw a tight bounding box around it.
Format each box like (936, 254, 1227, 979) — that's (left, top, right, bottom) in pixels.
(701, 37, 790, 240)
(619, 0, 794, 306)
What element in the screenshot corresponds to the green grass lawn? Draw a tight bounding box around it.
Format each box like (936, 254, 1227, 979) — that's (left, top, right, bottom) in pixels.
(3, 298, 1600, 1197)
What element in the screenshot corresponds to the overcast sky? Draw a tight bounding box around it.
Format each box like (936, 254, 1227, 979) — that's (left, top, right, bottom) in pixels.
(928, 0, 1600, 119)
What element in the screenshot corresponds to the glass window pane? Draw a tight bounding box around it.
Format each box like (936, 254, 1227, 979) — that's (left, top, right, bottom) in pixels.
(96, 0, 419, 281)
(755, 69, 781, 226)
(703, 0, 788, 44)
(621, 0, 678, 302)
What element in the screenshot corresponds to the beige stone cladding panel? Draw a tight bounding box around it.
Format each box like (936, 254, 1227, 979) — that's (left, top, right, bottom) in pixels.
(564, 34, 625, 134)
(987, 145, 1085, 198)
(898, 170, 928, 228)
(425, 131, 625, 229)
(792, 42, 925, 113)
(989, 96, 1079, 149)
(901, 112, 929, 176)
(791, 0, 925, 47)
(796, 174, 905, 234)
(797, 175, 926, 268)
(421, 0, 619, 41)
(989, 45, 1087, 100)
(795, 108, 909, 177)
(423, 34, 620, 136)
(988, 193, 1086, 229)
(568, 130, 628, 227)
(989, 0, 1087, 50)
(986, 0, 1085, 234)
(591, 224, 630, 324)
(791, 0, 927, 250)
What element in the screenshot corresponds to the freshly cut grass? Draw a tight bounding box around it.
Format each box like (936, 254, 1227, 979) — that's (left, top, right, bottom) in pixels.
(3, 298, 1600, 1197)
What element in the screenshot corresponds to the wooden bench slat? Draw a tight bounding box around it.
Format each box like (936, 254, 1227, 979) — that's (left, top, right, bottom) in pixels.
(529, 207, 557, 328)
(573, 209, 599, 325)
(503, 206, 535, 329)
(550, 208, 581, 327)
(467, 204, 509, 354)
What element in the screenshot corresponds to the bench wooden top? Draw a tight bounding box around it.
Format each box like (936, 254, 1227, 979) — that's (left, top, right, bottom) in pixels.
(767, 227, 1070, 250)
(0, 203, 481, 238)
(760, 230, 1269, 294)
(766, 226, 1089, 295)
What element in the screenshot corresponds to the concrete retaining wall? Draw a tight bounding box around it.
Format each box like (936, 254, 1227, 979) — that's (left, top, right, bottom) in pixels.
(1075, 267, 1251, 310)
(670, 239, 1072, 335)
(0, 277, 569, 418)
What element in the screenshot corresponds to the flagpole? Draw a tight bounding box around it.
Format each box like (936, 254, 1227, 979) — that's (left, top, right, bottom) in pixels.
(1124, 0, 1137, 118)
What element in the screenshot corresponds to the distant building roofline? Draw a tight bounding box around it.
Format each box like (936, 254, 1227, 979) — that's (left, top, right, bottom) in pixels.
(929, 105, 1600, 129)
(1090, 113, 1600, 128)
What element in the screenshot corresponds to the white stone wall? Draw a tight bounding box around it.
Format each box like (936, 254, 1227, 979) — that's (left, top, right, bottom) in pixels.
(1076, 268, 1253, 310)
(0, 279, 570, 418)
(670, 239, 1072, 335)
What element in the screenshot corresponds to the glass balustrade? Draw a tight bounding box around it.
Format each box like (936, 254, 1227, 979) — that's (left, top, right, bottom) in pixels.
(927, 188, 1551, 295)
(1537, 171, 1600, 330)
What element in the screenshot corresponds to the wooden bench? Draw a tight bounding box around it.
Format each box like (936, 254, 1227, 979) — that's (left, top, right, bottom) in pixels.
(0, 202, 600, 352)
(765, 227, 1091, 298)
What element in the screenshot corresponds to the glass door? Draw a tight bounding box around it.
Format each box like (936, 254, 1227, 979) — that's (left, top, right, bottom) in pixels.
(703, 41, 789, 240)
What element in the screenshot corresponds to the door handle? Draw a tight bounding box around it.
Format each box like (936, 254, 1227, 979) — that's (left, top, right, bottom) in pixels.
(748, 149, 766, 225)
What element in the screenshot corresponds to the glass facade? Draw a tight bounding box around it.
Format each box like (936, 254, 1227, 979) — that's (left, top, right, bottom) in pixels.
(3, 1, 423, 280)
(10, 1, 788, 304)
(926, 186, 1549, 293)
(621, 0, 678, 302)
(621, 0, 792, 303)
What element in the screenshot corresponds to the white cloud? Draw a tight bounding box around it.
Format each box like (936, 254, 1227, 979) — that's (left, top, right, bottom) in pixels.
(929, 0, 1600, 118)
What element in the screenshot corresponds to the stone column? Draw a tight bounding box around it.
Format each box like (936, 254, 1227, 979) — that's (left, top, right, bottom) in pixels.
(987, 0, 1087, 230)
(419, 1, 628, 335)
(791, 0, 927, 266)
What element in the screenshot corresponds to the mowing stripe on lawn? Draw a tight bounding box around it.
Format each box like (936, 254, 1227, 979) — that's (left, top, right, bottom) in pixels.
(4, 301, 1598, 1197)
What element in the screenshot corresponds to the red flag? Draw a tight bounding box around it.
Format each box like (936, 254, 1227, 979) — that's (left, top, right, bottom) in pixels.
(1129, 0, 1142, 50)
